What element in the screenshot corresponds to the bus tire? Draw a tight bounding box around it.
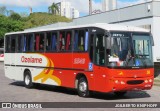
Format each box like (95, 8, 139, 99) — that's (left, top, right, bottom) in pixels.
(77, 77, 90, 97)
(114, 91, 127, 97)
(24, 71, 33, 88)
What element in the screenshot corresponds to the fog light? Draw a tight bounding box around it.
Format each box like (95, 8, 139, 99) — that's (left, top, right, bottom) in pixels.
(149, 79, 152, 82)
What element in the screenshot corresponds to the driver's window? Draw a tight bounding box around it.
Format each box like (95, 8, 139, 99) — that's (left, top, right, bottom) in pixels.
(94, 34, 105, 66)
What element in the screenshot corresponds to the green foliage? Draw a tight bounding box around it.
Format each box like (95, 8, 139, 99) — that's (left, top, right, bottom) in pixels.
(0, 6, 7, 15)
(48, 3, 59, 15)
(0, 15, 24, 38)
(9, 13, 21, 21)
(24, 12, 71, 29)
(0, 11, 71, 39)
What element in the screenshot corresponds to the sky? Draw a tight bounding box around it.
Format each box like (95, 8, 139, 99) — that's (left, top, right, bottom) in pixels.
(0, 0, 150, 17)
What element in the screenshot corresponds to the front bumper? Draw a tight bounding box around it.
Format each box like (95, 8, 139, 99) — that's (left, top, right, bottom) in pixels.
(109, 76, 154, 92)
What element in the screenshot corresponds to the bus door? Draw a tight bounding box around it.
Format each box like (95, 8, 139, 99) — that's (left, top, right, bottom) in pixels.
(91, 30, 107, 92)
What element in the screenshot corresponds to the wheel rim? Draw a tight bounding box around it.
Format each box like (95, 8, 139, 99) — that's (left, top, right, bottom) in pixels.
(25, 75, 30, 85)
(79, 81, 87, 92)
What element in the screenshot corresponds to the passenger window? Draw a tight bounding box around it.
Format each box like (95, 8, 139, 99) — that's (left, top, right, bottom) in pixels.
(35, 33, 44, 51)
(5, 36, 10, 53)
(11, 35, 16, 53)
(59, 31, 72, 51)
(24, 34, 34, 52)
(65, 31, 72, 51)
(17, 35, 23, 52)
(74, 30, 88, 51)
(46, 32, 58, 52)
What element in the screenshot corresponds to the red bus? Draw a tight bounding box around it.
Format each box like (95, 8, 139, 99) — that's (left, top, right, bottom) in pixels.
(4, 23, 154, 97)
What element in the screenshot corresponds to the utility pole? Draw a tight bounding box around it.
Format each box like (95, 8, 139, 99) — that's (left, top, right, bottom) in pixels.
(89, 0, 92, 15)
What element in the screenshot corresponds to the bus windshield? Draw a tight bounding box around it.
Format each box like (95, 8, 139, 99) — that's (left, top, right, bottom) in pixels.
(107, 32, 153, 68)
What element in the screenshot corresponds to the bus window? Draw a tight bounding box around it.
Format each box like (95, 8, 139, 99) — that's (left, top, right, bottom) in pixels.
(74, 31, 78, 51)
(11, 35, 16, 53)
(35, 33, 44, 51)
(74, 30, 88, 52)
(59, 32, 65, 51)
(65, 32, 72, 51)
(51, 33, 57, 51)
(85, 31, 89, 51)
(17, 35, 23, 52)
(78, 30, 85, 51)
(5, 36, 10, 53)
(89, 34, 94, 62)
(24, 34, 34, 52)
(46, 32, 52, 51)
(94, 34, 105, 66)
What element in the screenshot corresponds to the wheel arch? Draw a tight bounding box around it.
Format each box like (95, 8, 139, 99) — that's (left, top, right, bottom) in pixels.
(23, 69, 32, 81)
(75, 73, 88, 89)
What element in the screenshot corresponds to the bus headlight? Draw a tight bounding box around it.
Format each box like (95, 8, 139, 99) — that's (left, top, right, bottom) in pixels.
(115, 80, 119, 84)
(145, 80, 148, 83)
(120, 81, 125, 85)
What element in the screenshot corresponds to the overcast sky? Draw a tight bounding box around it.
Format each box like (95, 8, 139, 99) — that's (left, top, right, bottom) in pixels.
(0, 0, 150, 16)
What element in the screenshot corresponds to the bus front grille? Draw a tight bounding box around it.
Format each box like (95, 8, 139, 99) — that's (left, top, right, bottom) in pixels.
(127, 80, 144, 85)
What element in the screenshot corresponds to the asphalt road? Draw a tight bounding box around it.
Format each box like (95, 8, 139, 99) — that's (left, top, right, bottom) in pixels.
(0, 62, 160, 111)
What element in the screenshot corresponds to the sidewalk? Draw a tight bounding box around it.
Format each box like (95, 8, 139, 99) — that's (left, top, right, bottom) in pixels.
(154, 75, 160, 86)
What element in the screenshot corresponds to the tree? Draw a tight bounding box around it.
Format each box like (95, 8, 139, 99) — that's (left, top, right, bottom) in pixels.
(0, 6, 7, 15)
(9, 13, 21, 21)
(7, 10, 15, 16)
(0, 15, 24, 39)
(20, 12, 29, 17)
(48, 3, 59, 15)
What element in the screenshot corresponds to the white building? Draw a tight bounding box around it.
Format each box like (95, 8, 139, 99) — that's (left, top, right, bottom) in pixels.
(57, 1, 79, 19)
(71, 8, 79, 19)
(102, 0, 117, 11)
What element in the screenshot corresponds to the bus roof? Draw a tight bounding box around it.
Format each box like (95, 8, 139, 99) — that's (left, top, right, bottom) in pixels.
(5, 23, 149, 35)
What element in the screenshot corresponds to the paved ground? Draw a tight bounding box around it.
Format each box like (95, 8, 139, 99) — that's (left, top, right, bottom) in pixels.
(0, 62, 160, 111)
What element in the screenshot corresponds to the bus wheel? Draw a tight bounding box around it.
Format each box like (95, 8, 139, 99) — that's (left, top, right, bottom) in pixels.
(114, 91, 127, 97)
(24, 71, 33, 88)
(77, 77, 90, 97)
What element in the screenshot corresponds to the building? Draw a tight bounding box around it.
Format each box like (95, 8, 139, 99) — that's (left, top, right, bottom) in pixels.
(57, 0, 79, 19)
(102, 0, 117, 11)
(71, 7, 79, 19)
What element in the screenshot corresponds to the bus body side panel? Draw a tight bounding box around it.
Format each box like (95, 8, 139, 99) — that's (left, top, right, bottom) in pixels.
(72, 53, 95, 90)
(4, 53, 12, 79)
